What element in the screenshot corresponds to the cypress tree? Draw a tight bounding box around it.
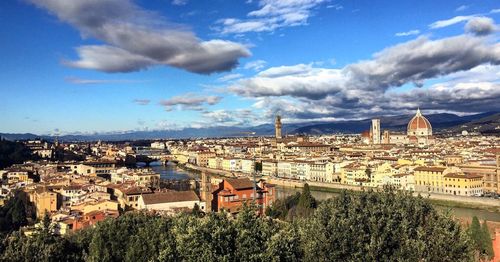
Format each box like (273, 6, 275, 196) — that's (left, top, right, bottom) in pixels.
(298, 183, 316, 209)
(469, 216, 484, 258)
(481, 220, 494, 260)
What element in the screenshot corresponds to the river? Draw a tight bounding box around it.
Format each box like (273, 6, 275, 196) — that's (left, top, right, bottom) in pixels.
(139, 161, 198, 180)
(143, 162, 500, 222)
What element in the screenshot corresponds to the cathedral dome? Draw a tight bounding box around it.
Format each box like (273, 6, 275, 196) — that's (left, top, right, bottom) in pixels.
(407, 108, 432, 136)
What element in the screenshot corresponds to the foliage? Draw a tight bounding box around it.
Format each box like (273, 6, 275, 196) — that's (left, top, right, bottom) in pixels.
(0, 190, 36, 233)
(481, 220, 494, 260)
(469, 216, 482, 251)
(0, 140, 38, 169)
(0, 189, 474, 262)
(294, 183, 316, 218)
(255, 162, 262, 172)
(0, 217, 81, 262)
(468, 217, 494, 260)
(52, 148, 84, 162)
(301, 189, 473, 261)
(265, 186, 316, 221)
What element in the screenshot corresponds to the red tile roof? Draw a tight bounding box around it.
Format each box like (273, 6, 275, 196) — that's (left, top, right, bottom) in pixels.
(141, 191, 199, 205)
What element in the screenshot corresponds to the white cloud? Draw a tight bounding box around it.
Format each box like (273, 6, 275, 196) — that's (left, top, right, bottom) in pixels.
(465, 16, 496, 36)
(429, 15, 475, 29)
(160, 94, 222, 111)
(218, 73, 243, 82)
(395, 29, 420, 37)
(65, 76, 146, 84)
(326, 4, 343, 10)
(227, 34, 500, 119)
(244, 60, 267, 71)
(172, 0, 188, 6)
(200, 109, 262, 126)
(133, 99, 151, 105)
(455, 5, 468, 12)
(232, 35, 500, 99)
(216, 0, 326, 34)
(29, 0, 250, 74)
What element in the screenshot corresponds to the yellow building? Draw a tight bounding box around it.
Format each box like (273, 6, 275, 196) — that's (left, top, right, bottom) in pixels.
(397, 159, 413, 165)
(173, 153, 189, 164)
(71, 200, 119, 214)
(195, 151, 216, 167)
(369, 163, 393, 187)
(6, 170, 31, 184)
(342, 163, 368, 185)
(443, 173, 483, 196)
(414, 166, 482, 196)
(208, 157, 222, 170)
(33, 189, 58, 218)
(414, 166, 448, 193)
(459, 164, 498, 194)
(221, 158, 238, 171)
(262, 160, 278, 176)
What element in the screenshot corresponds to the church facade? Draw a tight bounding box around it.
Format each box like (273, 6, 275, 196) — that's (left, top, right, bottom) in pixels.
(367, 108, 434, 146)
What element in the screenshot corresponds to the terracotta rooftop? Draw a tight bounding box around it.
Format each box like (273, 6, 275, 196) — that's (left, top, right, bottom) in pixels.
(141, 191, 199, 205)
(225, 178, 256, 190)
(414, 166, 447, 172)
(444, 173, 483, 179)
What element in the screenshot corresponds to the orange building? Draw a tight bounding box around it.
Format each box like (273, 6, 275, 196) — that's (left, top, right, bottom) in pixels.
(212, 178, 275, 214)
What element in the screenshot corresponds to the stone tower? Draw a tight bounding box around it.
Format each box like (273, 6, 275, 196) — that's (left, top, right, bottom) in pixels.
(200, 172, 212, 212)
(275, 115, 282, 140)
(371, 119, 380, 144)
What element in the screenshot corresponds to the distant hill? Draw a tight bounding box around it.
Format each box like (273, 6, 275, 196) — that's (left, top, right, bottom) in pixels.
(441, 112, 500, 134)
(293, 112, 500, 135)
(1, 112, 498, 141)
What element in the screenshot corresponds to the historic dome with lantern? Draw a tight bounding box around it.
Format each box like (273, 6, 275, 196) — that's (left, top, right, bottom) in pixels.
(407, 108, 432, 136)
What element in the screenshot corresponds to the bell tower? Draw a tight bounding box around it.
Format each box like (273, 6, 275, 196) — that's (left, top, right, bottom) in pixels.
(275, 115, 282, 140)
(200, 172, 212, 212)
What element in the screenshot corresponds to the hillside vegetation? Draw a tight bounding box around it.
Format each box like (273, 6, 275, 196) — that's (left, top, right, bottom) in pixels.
(0, 189, 478, 262)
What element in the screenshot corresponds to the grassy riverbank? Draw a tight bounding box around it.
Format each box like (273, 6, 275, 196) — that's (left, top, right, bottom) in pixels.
(291, 184, 500, 213)
(428, 198, 500, 213)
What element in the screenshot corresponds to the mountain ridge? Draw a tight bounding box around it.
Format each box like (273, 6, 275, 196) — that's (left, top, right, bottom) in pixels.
(1, 112, 498, 141)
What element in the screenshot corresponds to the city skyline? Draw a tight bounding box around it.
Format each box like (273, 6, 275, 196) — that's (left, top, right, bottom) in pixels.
(1, 0, 500, 135)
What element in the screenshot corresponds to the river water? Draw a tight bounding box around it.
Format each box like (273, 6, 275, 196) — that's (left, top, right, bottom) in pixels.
(145, 162, 500, 222)
(140, 161, 197, 180)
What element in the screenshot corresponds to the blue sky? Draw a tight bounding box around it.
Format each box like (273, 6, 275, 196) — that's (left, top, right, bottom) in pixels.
(0, 0, 499, 135)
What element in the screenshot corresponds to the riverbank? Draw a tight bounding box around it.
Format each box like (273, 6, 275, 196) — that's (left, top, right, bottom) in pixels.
(179, 164, 500, 212)
(267, 178, 500, 213)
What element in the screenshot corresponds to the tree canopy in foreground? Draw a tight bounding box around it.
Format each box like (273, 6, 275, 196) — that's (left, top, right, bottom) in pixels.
(0, 189, 475, 262)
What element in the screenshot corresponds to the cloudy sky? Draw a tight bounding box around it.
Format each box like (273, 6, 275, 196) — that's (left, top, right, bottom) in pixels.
(1, 0, 499, 134)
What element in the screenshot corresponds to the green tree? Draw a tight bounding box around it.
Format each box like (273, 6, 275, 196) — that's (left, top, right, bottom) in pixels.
(302, 189, 472, 261)
(234, 204, 274, 261)
(265, 222, 303, 262)
(294, 184, 316, 218)
(481, 220, 494, 260)
(0, 140, 39, 169)
(0, 221, 82, 262)
(298, 184, 316, 209)
(0, 190, 36, 233)
(124, 216, 177, 262)
(173, 212, 236, 261)
(469, 216, 484, 258)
